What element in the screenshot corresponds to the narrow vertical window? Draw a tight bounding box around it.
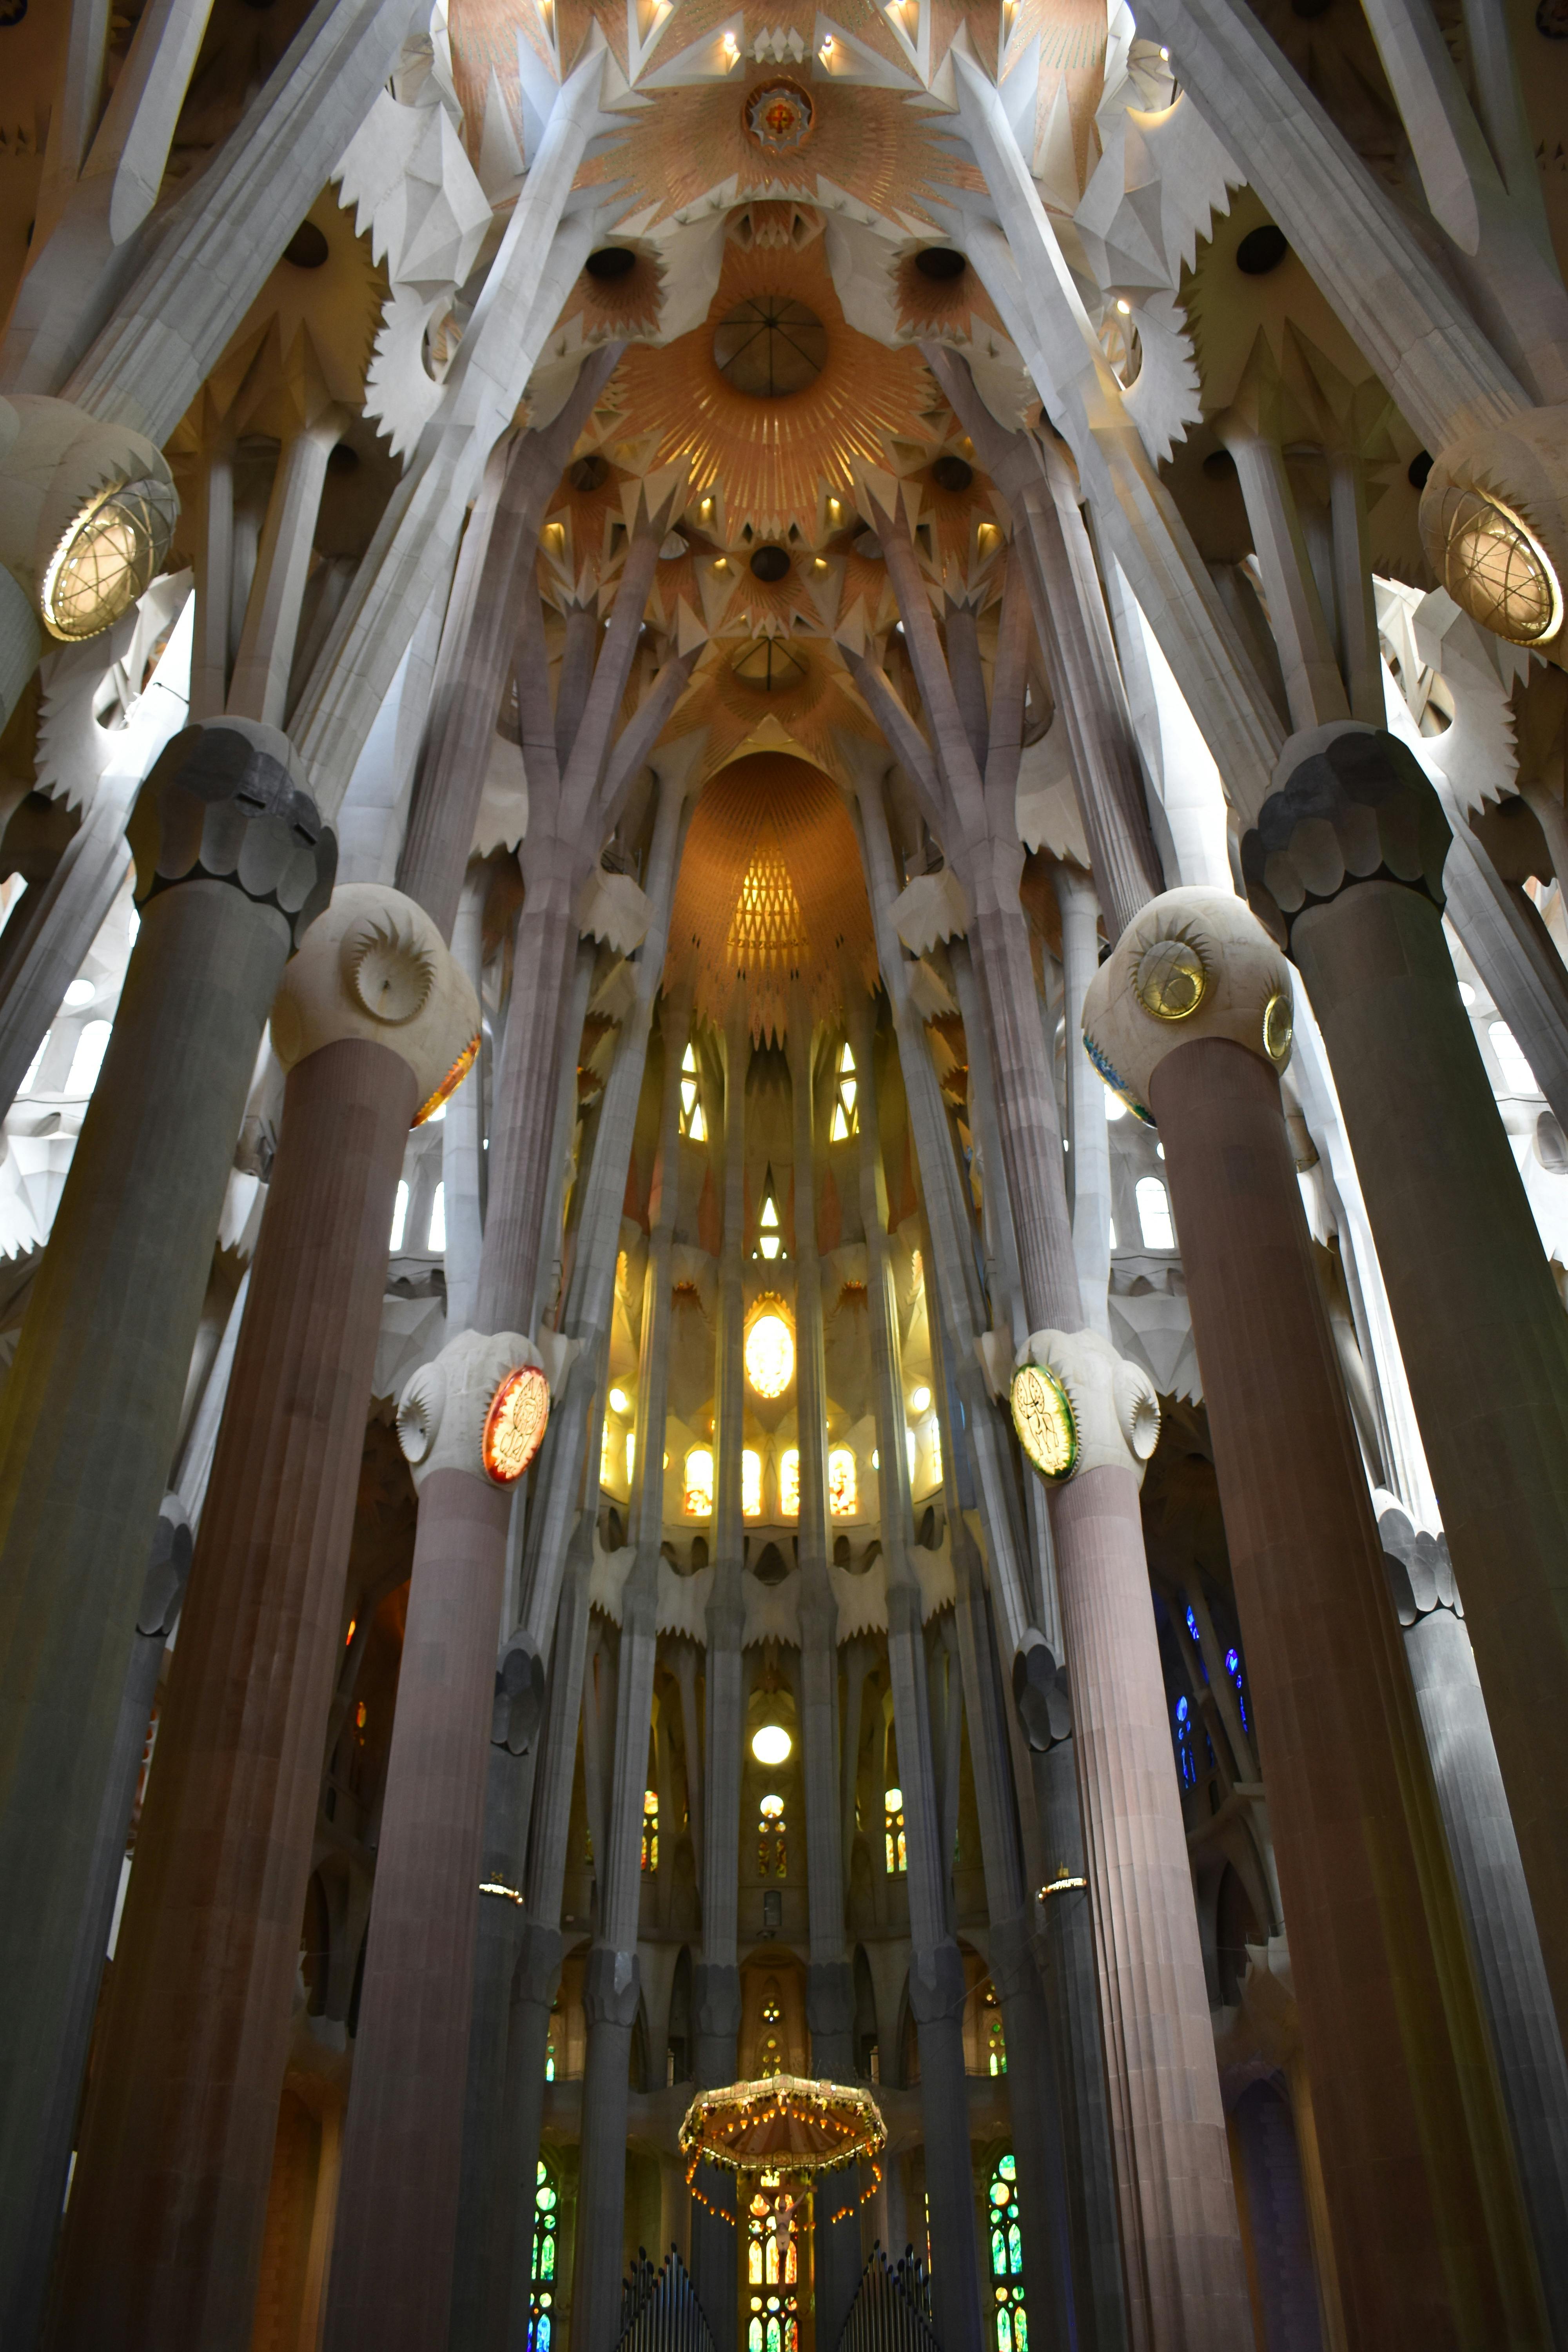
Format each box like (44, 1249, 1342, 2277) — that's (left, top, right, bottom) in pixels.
(758, 1791, 786, 1877)
(989, 2154, 1027, 2352)
(679, 1041, 708, 1141)
(884, 1788, 906, 1875)
(428, 1182, 445, 1252)
(641, 1788, 659, 1872)
(742, 1448, 762, 1518)
(684, 1446, 714, 1516)
(829, 1040, 858, 1141)
(530, 2161, 559, 2350)
(389, 1181, 408, 1251)
(779, 1448, 800, 1518)
(1135, 1176, 1175, 1250)
(983, 1983, 1007, 2076)
(828, 1446, 857, 1517)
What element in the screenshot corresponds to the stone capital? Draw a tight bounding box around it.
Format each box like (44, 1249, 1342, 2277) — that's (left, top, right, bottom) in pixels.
(127, 718, 334, 945)
(396, 1329, 546, 1490)
(1379, 1506, 1465, 1627)
(693, 1960, 744, 2041)
(1013, 1326, 1160, 1488)
(1083, 886, 1294, 1123)
(1239, 723, 1449, 950)
(907, 1939, 968, 2026)
(514, 1921, 565, 2009)
(582, 1941, 642, 2029)
(806, 1957, 855, 2042)
(269, 883, 480, 1121)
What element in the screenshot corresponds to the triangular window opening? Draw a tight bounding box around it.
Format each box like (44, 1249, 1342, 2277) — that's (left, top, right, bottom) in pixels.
(829, 1039, 858, 1143)
(758, 1174, 782, 1261)
(679, 1040, 708, 1143)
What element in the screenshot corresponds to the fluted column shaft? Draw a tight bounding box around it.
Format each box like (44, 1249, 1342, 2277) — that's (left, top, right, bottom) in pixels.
(1051, 867, 1112, 1337)
(56, 1035, 418, 2352)
(1149, 1032, 1543, 2347)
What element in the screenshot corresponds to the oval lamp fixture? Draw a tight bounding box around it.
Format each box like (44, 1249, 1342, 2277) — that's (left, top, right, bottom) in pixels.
(752, 1723, 792, 1767)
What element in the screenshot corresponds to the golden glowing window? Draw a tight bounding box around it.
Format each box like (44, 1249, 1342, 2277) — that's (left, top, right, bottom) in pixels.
(984, 1984, 1007, 2076)
(884, 1788, 907, 1875)
(743, 1448, 763, 1518)
(758, 1791, 786, 1877)
(779, 1448, 800, 1518)
(684, 1446, 714, 1517)
(641, 1788, 659, 1872)
(601, 1417, 619, 1489)
(626, 1432, 636, 1485)
(828, 1446, 857, 1517)
(829, 1040, 858, 1143)
(757, 1186, 782, 1261)
(745, 1303, 794, 1397)
(679, 1042, 708, 1143)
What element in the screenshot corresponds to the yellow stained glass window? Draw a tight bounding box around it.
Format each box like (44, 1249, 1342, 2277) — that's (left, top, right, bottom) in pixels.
(779, 1448, 800, 1518)
(828, 1446, 857, 1517)
(679, 1042, 708, 1143)
(641, 1788, 659, 1872)
(758, 1187, 782, 1261)
(758, 1791, 786, 1877)
(743, 1448, 762, 1518)
(746, 1305, 794, 1397)
(829, 1040, 858, 1142)
(684, 1446, 714, 1517)
(884, 1788, 906, 1875)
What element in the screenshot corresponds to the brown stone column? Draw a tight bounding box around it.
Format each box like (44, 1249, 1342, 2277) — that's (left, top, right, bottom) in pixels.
(53, 886, 477, 2352)
(322, 1335, 545, 2352)
(1085, 886, 1546, 2349)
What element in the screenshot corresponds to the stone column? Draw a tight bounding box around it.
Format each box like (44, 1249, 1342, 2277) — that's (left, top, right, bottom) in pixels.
(1381, 1510, 1568, 2340)
(691, 987, 750, 2347)
(322, 1329, 549, 2352)
(1243, 723, 1568, 2050)
(443, 867, 487, 1336)
(1051, 864, 1112, 1338)
(850, 996, 985, 2352)
(0, 717, 330, 2342)
(56, 884, 476, 2352)
(571, 991, 692, 2352)
(1084, 883, 1546, 2345)
(784, 984, 859, 2347)
(9, 1499, 190, 2352)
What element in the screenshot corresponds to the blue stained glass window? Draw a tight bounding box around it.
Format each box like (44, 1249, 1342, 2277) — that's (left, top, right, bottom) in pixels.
(1174, 1695, 1196, 1789)
(1225, 1646, 1251, 1733)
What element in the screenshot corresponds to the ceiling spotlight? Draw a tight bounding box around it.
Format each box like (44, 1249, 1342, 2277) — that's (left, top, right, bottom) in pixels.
(609, 1387, 630, 1414)
(752, 1722, 792, 1766)
(910, 1384, 932, 1413)
(1116, 298, 1132, 315)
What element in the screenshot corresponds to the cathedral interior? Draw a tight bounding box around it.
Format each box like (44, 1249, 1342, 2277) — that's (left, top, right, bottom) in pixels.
(2, 0, 1568, 2347)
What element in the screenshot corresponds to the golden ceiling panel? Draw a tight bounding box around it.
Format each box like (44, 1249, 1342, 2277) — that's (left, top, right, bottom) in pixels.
(669, 752, 877, 1038)
(613, 239, 934, 534)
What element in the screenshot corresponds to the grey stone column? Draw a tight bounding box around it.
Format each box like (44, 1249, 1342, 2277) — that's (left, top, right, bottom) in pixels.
(691, 986, 750, 2347)
(850, 995, 984, 2352)
(9, 1499, 190, 2352)
(1381, 1510, 1568, 2341)
(0, 717, 328, 2340)
(786, 980, 859, 2346)
(1245, 723, 1568, 2052)
(443, 868, 487, 1337)
(571, 990, 692, 2352)
(1051, 866, 1112, 1339)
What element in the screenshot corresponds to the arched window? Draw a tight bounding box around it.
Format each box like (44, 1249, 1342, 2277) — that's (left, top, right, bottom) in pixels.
(544, 1996, 560, 2082)
(641, 1788, 659, 1872)
(1225, 1644, 1251, 1736)
(679, 1041, 709, 1141)
(828, 1446, 857, 1517)
(884, 1788, 906, 1875)
(746, 2176, 800, 2352)
(988, 2154, 1026, 2352)
(65, 1018, 112, 1097)
(1135, 1176, 1175, 1250)
(830, 1040, 858, 1141)
(759, 1791, 786, 1877)
(742, 1448, 762, 1518)
(1174, 1695, 1196, 1789)
(428, 1182, 446, 1253)
(746, 1301, 794, 1395)
(684, 1446, 714, 1517)
(1490, 1020, 1538, 1095)
(983, 1984, 1006, 2076)
(389, 1181, 409, 1251)
(530, 2160, 559, 2350)
(779, 1448, 800, 1519)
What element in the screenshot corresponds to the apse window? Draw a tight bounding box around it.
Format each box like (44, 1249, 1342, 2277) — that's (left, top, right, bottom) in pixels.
(684, 1446, 715, 1517)
(758, 1791, 787, 1877)
(884, 1788, 906, 1875)
(746, 2178, 800, 2352)
(1135, 1176, 1175, 1250)
(779, 1447, 800, 1518)
(529, 2160, 559, 2352)
(746, 1304, 794, 1397)
(742, 1447, 763, 1518)
(1489, 1022, 1539, 1095)
(830, 1040, 859, 1141)
(989, 2154, 1027, 2352)
(641, 1788, 659, 1872)
(828, 1446, 857, 1517)
(679, 1042, 708, 1141)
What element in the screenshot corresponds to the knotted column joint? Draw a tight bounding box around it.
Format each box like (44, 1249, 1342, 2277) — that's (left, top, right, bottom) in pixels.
(127, 717, 334, 942)
(269, 881, 480, 1122)
(1240, 723, 1451, 953)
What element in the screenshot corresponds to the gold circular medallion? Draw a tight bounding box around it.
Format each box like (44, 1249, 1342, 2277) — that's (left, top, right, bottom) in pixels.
(1262, 989, 1293, 1066)
(1011, 1363, 1077, 1482)
(744, 79, 815, 151)
(483, 1366, 551, 1484)
(1134, 937, 1207, 1020)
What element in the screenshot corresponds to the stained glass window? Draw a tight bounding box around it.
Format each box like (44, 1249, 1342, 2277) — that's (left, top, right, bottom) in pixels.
(685, 1446, 715, 1517)
(828, 1446, 857, 1517)
(530, 2160, 558, 2351)
(779, 1448, 800, 1519)
(884, 1788, 906, 1875)
(983, 1984, 1006, 2076)
(759, 1982, 786, 2075)
(746, 2176, 800, 2352)
(746, 1307, 794, 1395)
(989, 2154, 1027, 2352)
(759, 1792, 786, 1877)
(679, 1042, 709, 1142)
(757, 1188, 782, 1261)
(1174, 1695, 1196, 1789)
(830, 1041, 859, 1142)
(641, 1788, 659, 1873)
(743, 1448, 762, 1518)
(1225, 1646, 1250, 1735)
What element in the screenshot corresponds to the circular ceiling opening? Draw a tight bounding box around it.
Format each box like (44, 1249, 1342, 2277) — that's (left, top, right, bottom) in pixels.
(915, 247, 967, 282)
(931, 454, 973, 494)
(1408, 450, 1434, 489)
(750, 545, 791, 582)
(570, 454, 610, 493)
(283, 222, 329, 270)
(586, 247, 637, 279)
(714, 297, 827, 397)
(1236, 224, 1288, 276)
(731, 638, 809, 691)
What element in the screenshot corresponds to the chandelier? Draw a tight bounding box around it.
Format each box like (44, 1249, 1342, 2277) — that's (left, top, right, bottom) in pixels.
(679, 2074, 886, 2226)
